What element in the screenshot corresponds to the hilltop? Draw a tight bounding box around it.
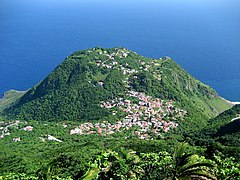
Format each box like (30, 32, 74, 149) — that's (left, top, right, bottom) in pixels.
(2, 48, 231, 126)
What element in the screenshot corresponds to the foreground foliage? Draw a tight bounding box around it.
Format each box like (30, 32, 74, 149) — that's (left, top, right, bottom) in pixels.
(0, 48, 238, 179)
(82, 143, 217, 180)
(0, 120, 239, 179)
(1, 142, 238, 179)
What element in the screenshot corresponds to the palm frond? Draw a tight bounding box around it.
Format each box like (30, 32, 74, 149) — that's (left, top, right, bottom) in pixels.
(181, 170, 217, 180)
(179, 161, 215, 173)
(173, 142, 188, 161)
(176, 154, 194, 168)
(81, 167, 100, 180)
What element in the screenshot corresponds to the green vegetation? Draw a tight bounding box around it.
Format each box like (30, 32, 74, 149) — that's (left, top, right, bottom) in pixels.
(2, 48, 231, 123)
(0, 102, 239, 179)
(0, 90, 25, 112)
(204, 104, 240, 138)
(193, 104, 240, 158)
(0, 47, 238, 179)
(1, 128, 239, 180)
(171, 143, 216, 180)
(83, 142, 218, 180)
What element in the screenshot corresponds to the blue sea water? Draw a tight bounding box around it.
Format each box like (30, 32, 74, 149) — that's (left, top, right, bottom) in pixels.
(0, 0, 240, 101)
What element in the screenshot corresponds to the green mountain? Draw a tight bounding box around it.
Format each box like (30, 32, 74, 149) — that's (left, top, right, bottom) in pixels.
(2, 47, 231, 123)
(203, 104, 240, 146)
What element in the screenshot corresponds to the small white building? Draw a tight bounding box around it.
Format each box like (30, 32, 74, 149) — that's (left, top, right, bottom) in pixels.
(47, 135, 63, 142)
(23, 126, 33, 131)
(13, 137, 21, 142)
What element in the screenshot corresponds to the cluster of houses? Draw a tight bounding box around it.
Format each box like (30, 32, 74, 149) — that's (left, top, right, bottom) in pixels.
(70, 121, 123, 136)
(0, 120, 34, 142)
(70, 91, 187, 140)
(101, 90, 187, 121)
(94, 49, 141, 77)
(0, 120, 21, 139)
(96, 48, 130, 59)
(93, 48, 169, 85)
(94, 48, 163, 75)
(0, 120, 64, 143)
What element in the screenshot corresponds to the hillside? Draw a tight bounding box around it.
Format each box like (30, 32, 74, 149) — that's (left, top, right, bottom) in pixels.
(2, 47, 231, 124)
(202, 104, 240, 146)
(0, 90, 25, 112)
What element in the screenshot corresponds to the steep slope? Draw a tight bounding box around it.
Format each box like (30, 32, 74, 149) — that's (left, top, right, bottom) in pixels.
(3, 47, 231, 122)
(203, 104, 240, 146)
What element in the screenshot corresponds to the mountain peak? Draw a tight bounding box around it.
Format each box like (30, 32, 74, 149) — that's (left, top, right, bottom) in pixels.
(3, 48, 232, 122)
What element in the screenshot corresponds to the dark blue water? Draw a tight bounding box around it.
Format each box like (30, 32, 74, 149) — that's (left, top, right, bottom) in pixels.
(0, 0, 240, 101)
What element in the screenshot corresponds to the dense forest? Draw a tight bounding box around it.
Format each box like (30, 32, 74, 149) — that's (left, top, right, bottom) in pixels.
(0, 48, 239, 179)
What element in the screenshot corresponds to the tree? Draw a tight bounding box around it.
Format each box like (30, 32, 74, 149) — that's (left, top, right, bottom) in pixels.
(139, 151, 172, 179)
(81, 149, 143, 180)
(171, 142, 217, 180)
(213, 153, 240, 180)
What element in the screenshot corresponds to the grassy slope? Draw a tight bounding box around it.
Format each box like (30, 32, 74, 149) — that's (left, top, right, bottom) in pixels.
(207, 98, 233, 114)
(0, 90, 25, 112)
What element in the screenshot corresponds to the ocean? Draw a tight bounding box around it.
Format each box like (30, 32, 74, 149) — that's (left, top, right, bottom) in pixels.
(0, 0, 240, 101)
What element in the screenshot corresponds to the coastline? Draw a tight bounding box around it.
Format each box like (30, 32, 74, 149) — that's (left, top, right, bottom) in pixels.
(0, 89, 26, 102)
(231, 101, 240, 105)
(221, 97, 240, 105)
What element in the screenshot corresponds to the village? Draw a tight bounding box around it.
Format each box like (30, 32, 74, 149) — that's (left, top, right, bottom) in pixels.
(0, 89, 187, 142)
(94, 48, 140, 75)
(70, 90, 187, 140)
(0, 120, 33, 142)
(92, 47, 168, 84)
